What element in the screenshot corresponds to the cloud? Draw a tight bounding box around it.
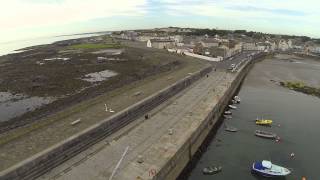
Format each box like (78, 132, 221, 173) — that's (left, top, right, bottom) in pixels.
(158, 0, 320, 37)
(0, 0, 147, 30)
(0, 0, 319, 43)
(161, 0, 319, 22)
(228, 6, 306, 16)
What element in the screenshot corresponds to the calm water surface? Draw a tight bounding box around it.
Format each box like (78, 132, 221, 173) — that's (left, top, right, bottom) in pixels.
(188, 57, 320, 180)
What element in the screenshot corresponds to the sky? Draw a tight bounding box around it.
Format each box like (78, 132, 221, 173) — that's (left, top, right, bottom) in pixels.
(0, 0, 319, 43)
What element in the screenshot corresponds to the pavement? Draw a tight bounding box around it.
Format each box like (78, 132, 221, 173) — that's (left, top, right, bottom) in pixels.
(213, 51, 254, 70)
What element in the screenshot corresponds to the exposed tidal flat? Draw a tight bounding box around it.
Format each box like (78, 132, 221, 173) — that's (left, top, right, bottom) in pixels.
(187, 54, 320, 180)
(0, 92, 54, 122)
(0, 35, 206, 133)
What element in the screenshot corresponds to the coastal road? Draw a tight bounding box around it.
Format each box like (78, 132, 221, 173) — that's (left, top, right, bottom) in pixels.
(214, 51, 255, 70)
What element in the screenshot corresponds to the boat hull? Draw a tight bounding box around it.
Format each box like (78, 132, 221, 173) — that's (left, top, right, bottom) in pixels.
(255, 120, 272, 126)
(255, 134, 276, 139)
(251, 169, 282, 178)
(255, 130, 277, 139)
(251, 162, 290, 177)
(225, 128, 237, 132)
(224, 111, 232, 115)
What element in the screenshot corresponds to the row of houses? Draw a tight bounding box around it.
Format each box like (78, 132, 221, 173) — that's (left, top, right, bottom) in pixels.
(146, 35, 243, 59)
(114, 30, 320, 57)
(242, 39, 294, 52)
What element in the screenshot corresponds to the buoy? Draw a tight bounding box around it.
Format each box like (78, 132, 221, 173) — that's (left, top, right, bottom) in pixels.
(278, 124, 281, 127)
(290, 152, 295, 158)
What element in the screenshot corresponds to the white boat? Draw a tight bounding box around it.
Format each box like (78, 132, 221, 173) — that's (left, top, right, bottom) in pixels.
(228, 105, 237, 109)
(234, 96, 241, 103)
(225, 126, 238, 132)
(202, 166, 222, 175)
(223, 115, 232, 119)
(252, 160, 291, 177)
(224, 111, 232, 115)
(255, 130, 277, 139)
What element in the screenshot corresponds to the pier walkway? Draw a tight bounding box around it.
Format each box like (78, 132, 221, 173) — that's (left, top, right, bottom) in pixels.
(38, 70, 234, 180)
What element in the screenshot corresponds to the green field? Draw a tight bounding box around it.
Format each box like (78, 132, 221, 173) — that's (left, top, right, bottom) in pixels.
(70, 43, 122, 49)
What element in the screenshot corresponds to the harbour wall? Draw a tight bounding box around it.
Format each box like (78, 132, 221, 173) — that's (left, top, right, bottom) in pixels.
(0, 66, 212, 180)
(154, 52, 269, 180)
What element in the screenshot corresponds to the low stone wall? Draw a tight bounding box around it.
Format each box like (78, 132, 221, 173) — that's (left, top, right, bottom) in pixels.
(0, 66, 212, 180)
(154, 52, 268, 180)
(184, 52, 223, 62)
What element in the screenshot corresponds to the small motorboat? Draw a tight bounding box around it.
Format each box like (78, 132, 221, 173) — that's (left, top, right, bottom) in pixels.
(255, 130, 277, 139)
(202, 166, 222, 175)
(256, 119, 272, 126)
(224, 111, 232, 115)
(223, 115, 232, 119)
(252, 160, 291, 177)
(234, 96, 241, 103)
(228, 105, 237, 109)
(225, 126, 238, 132)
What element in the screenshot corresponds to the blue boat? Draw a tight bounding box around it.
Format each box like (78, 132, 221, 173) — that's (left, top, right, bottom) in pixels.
(251, 160, 291, 177)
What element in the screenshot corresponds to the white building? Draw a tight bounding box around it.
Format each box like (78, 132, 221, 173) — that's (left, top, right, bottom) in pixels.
(147, 39, 175, 49)
(242, 42, 257, 51)
(200, 39, 220, 48)
(170, 35, 184, 43)
(278, 39, 290, 51)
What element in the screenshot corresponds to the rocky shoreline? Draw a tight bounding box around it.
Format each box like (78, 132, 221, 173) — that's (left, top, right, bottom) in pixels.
(280, 81, 320, 98)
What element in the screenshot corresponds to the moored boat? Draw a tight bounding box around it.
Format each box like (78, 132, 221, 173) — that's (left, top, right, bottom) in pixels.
(223, 115, 232, 119)
(202, 166, 222, 175)
(228, 105, 237, 109)
(256, 119, 273, 126)
(234, 96, 241, 103)
(252, 160, 291, 177)
(224, 111, 232, 115)
(255, 130, 277, 139)
(225, 126, 238, 132)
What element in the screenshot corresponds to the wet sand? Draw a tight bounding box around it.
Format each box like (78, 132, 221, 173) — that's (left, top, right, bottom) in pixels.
(247, 54, 320, 88)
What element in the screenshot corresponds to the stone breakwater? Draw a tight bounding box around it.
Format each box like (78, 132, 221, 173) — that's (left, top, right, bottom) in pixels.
(152, 52, 268, 180)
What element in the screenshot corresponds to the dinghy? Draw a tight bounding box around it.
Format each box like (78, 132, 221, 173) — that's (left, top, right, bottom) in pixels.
(203, 166, 222, 175)
(228, 105, 237, 109)
(225, 126, 238, 132)
(255, 130, 277, 139)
